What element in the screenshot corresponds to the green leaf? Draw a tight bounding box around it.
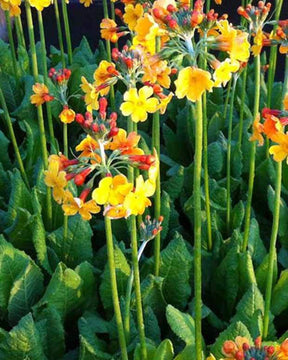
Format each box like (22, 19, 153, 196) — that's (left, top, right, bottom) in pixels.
(238, 252, 257, 295)
(141, 275, 167, 317)
(75, 261, 98, 310)
(12, 75, 36, 122)
(100, 245, 130, 311)
(144, 306, 161, 344)
(248, 218, 267, 267)
(0, 313, 47, 360)
(34, 263, 84, 319)
(166, 304, 195, 345)
(256, 253, 277, 295)
(72, 37, 94, 66)
(160, 191, 171, 239)
(210, 322, 252, 360)
(271, 269, 288, 316)
(162, 166, 184, 201)
(231, 201, 245, 231)
(208, 113, 224, 143)
(231, 144, 243, 179)
(0, 131, 11, 170)
(152, 339, 174, 360)
(207, 141, 224, 178)
(268, 186, 288, 240)
(48, 215, 93, 268)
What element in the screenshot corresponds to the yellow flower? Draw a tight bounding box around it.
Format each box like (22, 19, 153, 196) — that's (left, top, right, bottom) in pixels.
(0, 0, 21, 15)
(94, 60, 116, 96)
(284, 94, 288, 111)
(59, 107, 75, 124)
(213, 59, 240, 87)
(62, 190, 100, 220)
(92, 175, 133, 206)
(251, 29, 264, 56)
(269, 132, 288, 163)
(81, 77, 99, 112)
(44, 158, 67, 204)
(29, 0, 50, 11)
(100, 18, 119, 43)
(30, 83, 53, 106)
(79, 0, 92, 7)
(249, 114, 264, 146)
(123, 175, 154, 215)
(158, 92, 173, 115)
(133, 14, 162, 54)
(76, 135, 101, 163)
(175, 67, 214, 102)
(104, 205, 129, 219)
(276, 339, 288, 360)
(123, 4, 144, 31)
(214, 0, 221, 4)
(142, 56, 171, 88)
(120, 86, 159, 123)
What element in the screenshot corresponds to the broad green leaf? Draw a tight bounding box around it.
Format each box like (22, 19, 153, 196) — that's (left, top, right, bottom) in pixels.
(141, 275, 167, 317)
(0, 131, 11, 170)
(256, 253, 277, 295)
(231, 144, 243, 179)
(210, 322, 252, 360)
(208, 113, 224, 143)
(48, 215, 93, 268)
(271, 269, 288, 316)
(174, 345, 196, 360)
(162, 166, 184, 201)
(72, 37, 94, 66)
(75, 261, 98, 310)
(238, 252, 257, 295)
(159, 233, 193, 309)
(160, 191, 171, 239)
(35, 306, 65, 360)
(268, 186, 288, 239)
(144, 306, 161, 344)
(166, 304, 195, 346)
(12, 75, 36, 122)
(152, 339, 174, 360)
(100, 245, 130, 310)
(0, 313, 47, 360)
(207, 141, 224, 178)
(133, 343, 156, 360)
(231, 201, 244, 231)
(248, 218, 267, 267)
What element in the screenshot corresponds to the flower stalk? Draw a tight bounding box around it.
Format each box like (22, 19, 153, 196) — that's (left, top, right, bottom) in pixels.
(15, 15, 26, 50)
(4, 11, 19, 79)
(61, 0, 73, 65)
(54, 0, 66, 67)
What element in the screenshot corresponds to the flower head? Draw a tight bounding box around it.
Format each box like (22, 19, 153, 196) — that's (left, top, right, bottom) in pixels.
(123, 4, 144, 31)
(213, 59, 240, 87)
(249, 114, 264, 146)
(75, 135, 101, 163)
(62, 190, 100, 220)
(269, 132, 288, 163)
(120, 86, 159, 123)
(59, 106, 75, 124)
(44, 158, 67, 204)
(81, 77, 99, 112)
(30, 83, 54, 106)
(94, 60, 118, 96)
(28, 0, 50, 11)
(109, 129, 144, 155)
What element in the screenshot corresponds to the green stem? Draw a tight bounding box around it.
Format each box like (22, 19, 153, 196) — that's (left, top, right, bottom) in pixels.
(223, 79, 232, 121)
(61, 0, 72, 65)
(63, 123, 68, 157)
(0, 88, 29, 188)
(238, 66, 248, 147)
(263, 54, 288, 339)
(37, 11, 56, 150)
(54, 0, 66, 67)
(194, 98, 203, 360)
(104, 216, 128, 360)
(4, 11, 19, 79)
(206, 0, 211, 12)
(124, 270, 133, 343)
(242, 55, 261, 252)
(265, 0, 284, 157)
(131, 215, 147, 360)
(25, 0, 52, 230)
(226, 77, 237, 235)
(15, 15, 26, 49)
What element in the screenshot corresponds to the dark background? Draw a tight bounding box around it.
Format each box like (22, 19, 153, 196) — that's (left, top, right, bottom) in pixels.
(20, 0, 288, 80)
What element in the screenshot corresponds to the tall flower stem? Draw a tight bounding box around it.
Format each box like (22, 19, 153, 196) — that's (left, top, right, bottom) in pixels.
(263, 54, 288, 339)
(63, 122, 68, 243)
(4, 11, 19, 79)
(37, 10, 56, 150)
(54, 0, 66, 67)
(15, 15, 26, 49)
(226, 77, 237, 235)
(223, 79, 232, 121)
(242, 55, 261, 252)
(104, 216, 129, 360)
(25, 0, 52, 230)
(0, 88, 29, 188)
(238, 66, 248, 147)
(206, 0, 210, 12)
(194, 98, 203, 360)
(61, 0, 72, 65)
(265, 0, 283, 157)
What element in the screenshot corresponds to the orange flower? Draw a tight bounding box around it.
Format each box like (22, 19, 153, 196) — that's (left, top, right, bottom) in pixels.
(249, 114, 264, 146)
(59, 106, 75, 124)
(142, 55, 171, 88)
(75, 135, 101, 163)
(276, 339, 288, 360)
(100, 18, 122, 43)
(94, 60, 117, 96)
(222, 337, 250, 360)
(263, 114, 283, 142)
(109, 128, 144, 155)
(123, 4, 144, 31)
(62, 190, 100, 220)
(175, 67, 214, 102)
(104, 205, 129, 219)
(214, 0, 221, 4)
(269, 132, 288, 162)
(30, 83, 54, 106)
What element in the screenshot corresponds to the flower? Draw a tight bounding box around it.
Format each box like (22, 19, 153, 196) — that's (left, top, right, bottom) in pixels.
(214, 0, 221, 4)
(29, 0, 50, 11)
(269, 132, 288, 163)
(123, 175, 155, 215)
(221, 336, 250, 360)
(104, 205, 129, 219)
(30, 83, 54, 106)
(249, 114, 264, 146)
(251, 29, 264, 56)
(0, 0, 21, 16)
(123, 4, 144, 31)
(276, 339, 288, 360)
(62, 190, 100, 220)
(120, 86, 159, 123)
(100, 18, 122, 43)
(59, 106, 75, 124)
(263, 114, 283, 142)
(158, 92, 173, 115)
(81, 77, 99, 112)
(142, 56, 171, 88)
(133, 14, 162, 54)
(75, 135, 101, 163)
(175, 67, 214, 102)
(79, 0, 92, 7)
(44, 158, 67, 204)
(92, 175, 133, 206)
(94, 60, 117, 96)
(109, 128, 144, 155)
(213, 59, 240, 87)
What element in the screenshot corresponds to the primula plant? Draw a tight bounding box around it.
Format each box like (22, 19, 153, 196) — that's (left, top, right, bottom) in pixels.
(1, 0, 288, 359)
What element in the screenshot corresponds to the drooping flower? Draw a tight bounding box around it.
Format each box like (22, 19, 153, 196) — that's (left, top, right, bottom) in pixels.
(100, 18, 124, 43)
(0, 0, 21, 16)
(123, 175, 155, 215)
(123, 4, 144, 31)
(251, 29, 265, 56)
(81, 77, 99, 112)
(94, 60, 118, 96)
(62, 190, 100, 220)
(75, 135, 101, 163)
(269, 132, 288, 163)
(92, 175, 133, 206)
(249, 114, 264, 146)
(44, 158, 67, 204)
(120, 86, 159, 123)
(175, 67, 214, 102)
(213, 59, 240, 87)
(30, 83, 54, 106)
(158, 92, 173, 115)
(109, 129, 144, 155)
(59, 106, 75, 124)
(28, 0, 51, 11)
